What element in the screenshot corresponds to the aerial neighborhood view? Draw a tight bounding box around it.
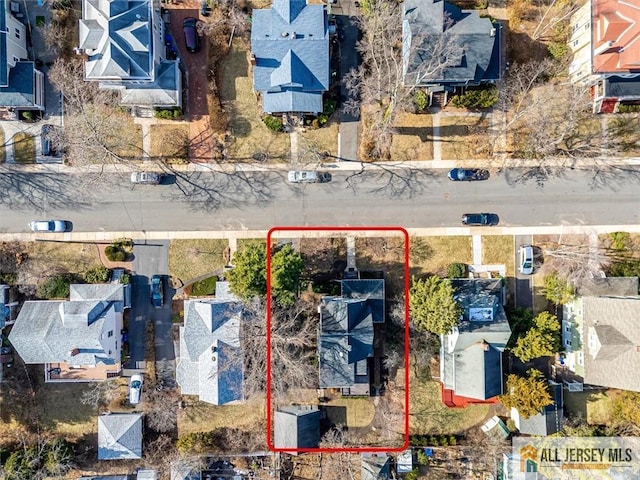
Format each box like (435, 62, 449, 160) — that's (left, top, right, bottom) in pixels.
(2, 0, 640, 478)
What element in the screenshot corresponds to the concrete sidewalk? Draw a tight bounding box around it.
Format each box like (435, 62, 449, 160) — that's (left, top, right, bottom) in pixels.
(3, 156, 640, 175)
(3, 224, 640, 242)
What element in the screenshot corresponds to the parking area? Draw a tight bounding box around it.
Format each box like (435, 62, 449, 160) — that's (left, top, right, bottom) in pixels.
(165, 4, 214, 162)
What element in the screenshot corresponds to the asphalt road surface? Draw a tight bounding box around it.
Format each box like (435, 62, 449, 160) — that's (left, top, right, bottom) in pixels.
(1, 167, 640, 232)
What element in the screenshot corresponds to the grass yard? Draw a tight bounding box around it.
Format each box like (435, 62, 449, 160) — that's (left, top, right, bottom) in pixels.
(325, 397, 376, 428)
(607, 115, 640, 157)
(178, 396, 265, 436)
(110, 123, 143, 160)
(408, 370, 490, 435)
(482, 235, 514, 272)
(439, 115, 491, 160)
(219, 40, 290, 162)
(298, 119, 339, 161)
(168, 239, 229, 284)
(564, 390, 616, 425)
(36, 383, 99, 437)
(12, 132, 35, 163)
(149, 124, 189, 163)
(391, 112, 434, 161)
(190, 275, 217, 296)
(410, 236, 473, 277)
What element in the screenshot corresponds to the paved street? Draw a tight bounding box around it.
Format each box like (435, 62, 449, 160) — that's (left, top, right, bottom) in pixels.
(0, 167, 639, 233)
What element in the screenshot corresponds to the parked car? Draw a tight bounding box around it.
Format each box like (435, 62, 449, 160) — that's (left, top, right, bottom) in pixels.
(461, 213, 499, 226)
(183, 17, 200, 53)
(519, 244, 534, 275)
(287, 171, 332, 183)
(41, 124, 54, 156)
(448, 168, 490, 181)
(151, 275, 164, 308)
(130, 172, 164, 185)
(129, 374, 143, 405)
(1, 346, 14, 368)
(28, 220, 72, 233)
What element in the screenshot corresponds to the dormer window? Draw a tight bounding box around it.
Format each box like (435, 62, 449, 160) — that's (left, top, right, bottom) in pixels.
(108, 330, 114, 337)
(15, 28, 20, 39)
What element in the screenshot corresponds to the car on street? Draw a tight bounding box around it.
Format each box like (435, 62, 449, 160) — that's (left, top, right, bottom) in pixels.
(129, 374, 143, 405)
(287, 171, 332, 183)
(183, 17, 200, 53)
(519, 244, 534, 275)
(448, 168, 490, 181)
(151, 275, 164, 308)
(28, 220, 72, 233)
(130, 172, 165, 185)
(461, 213, 499, 226)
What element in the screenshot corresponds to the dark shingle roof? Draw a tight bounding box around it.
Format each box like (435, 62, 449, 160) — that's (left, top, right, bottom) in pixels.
(273, 405, 321, 449)
(577, 277, 639, 297)
(517, 382, 563, 436)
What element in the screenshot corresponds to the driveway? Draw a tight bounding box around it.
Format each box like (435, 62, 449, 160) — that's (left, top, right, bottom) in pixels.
(514, 234, 534, 309)
(129, 240, 176, 385)
(166, 4, 214, 161)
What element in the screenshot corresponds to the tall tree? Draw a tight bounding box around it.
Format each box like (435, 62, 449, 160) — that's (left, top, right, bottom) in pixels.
(500, 369, 553, 419)
(270, 244, 304, 307)
(409, 276, 461, 334)
(512, 311, 561, 362)
(227, 243, 267, 300)
(542, 272, 575, 305)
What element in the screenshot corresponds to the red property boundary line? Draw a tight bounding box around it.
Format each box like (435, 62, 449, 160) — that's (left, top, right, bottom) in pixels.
(266, 226, 411, 453)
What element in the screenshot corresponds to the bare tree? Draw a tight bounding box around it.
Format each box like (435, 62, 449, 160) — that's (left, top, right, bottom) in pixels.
(48, 58, 145, 168)
(79, 379, 122, 411)
(531, 0, 579, 42)
(538, 233, 611, 287)
(242, 297, 318, 401)
(344, 3, 462, 159)
(142, 388, 179, 433)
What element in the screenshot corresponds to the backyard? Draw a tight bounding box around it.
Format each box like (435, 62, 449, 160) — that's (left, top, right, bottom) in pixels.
(564, 390, 616, 425)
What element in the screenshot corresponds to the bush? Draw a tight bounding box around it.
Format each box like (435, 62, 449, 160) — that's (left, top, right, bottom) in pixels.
(414, 90, 428, 111)
(20, 111, 33, 121)
(609, 260, 640, 280)
(618, 104, 640, 113)
(447, 262, 467, 278)
(38, 274, 75, 299)
(105, 246, 127, 262)
(120, 273, 131, 285)
(450, 87, 498, 108)
(609, 231, 630, 250)
(323, 98, 337, 115)
(317, 113, 329, 126)
(264, 115, 283, 132)
(83, 266, 110, 284)
(405, 469, 419, 480)
(416, 449, 429, 465)
(548, 41, 568, 60)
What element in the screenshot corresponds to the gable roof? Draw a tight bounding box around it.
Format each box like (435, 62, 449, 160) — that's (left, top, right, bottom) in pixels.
(98, 413, 143, 460)
(80, 0, 153, 81)
(441, 279, 511, 400)
(582, 296, 640, 391)
(0, 61, 39, 108)
(576, 276, 639, 297)
(361, 453, 391, 480)
(341, 279, 385, 324)
(8, 284, 125, 366)
(176, 282, 243, 405)
(273, 405, 321, 450)
(592, 0, 640, 74)
(251, 0, 329, 113)
(402, 0, 500, 86)
(516, 382, 564, 436)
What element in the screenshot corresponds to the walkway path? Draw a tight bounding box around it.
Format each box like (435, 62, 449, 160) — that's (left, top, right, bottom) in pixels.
(472, 235, 483, 265)
(431, 114, 442, 162)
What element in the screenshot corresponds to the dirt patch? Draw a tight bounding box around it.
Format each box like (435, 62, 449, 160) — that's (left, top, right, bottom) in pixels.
(440, 115, 492, 160)
(219, 39, 290, 162)
(391, 112, 434, 161)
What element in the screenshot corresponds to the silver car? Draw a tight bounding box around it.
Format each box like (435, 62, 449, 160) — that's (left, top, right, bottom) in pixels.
(129, 374, 143, 405)
(130, 172, 164, 185)
(287, 171, 332, 183)
(519, 245, 534, 275)
(28, 220, 71, 233)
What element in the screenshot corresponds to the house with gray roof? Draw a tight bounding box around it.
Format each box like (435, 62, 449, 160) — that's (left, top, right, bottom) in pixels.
(176, 281, 244, 405)
(511, 381, 563, 436)
(440, 279, 511, 402)
(8, 283, 128, 381)
(0, 0, 44, 115)
(562, 277, 640, 391)
(361, 453, 391, 480)
(273, 405, 321, 451)
(251, 0, 329, 114)
(318, 279, 385, 395)
(402, 0, 500, 89)
(78, 0, 181, 111)
(98, 413, 143, 460)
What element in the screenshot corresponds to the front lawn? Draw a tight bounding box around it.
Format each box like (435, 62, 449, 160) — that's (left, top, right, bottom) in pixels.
(391, 112, 434, 161)
(168, 239, 229, 284)
(482, 235, 515, 273)
(12, 132, 35, 163)
(149, 124, 189, 163)
(410, 236, 473, 277)
(189, 275, 217, 296)
(439, 115, 491, 160)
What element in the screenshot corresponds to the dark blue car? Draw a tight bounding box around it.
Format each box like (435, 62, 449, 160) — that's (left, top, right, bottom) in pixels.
(448, 168, 490, 181)
(151, 275, 164, 308)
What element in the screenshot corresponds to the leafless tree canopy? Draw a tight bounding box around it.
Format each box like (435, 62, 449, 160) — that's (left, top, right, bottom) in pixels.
(79, 379, 121, 411)
(241, 298, 318, 401)
(142, 388, 179, 433)
(48, 58, 145, 167)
